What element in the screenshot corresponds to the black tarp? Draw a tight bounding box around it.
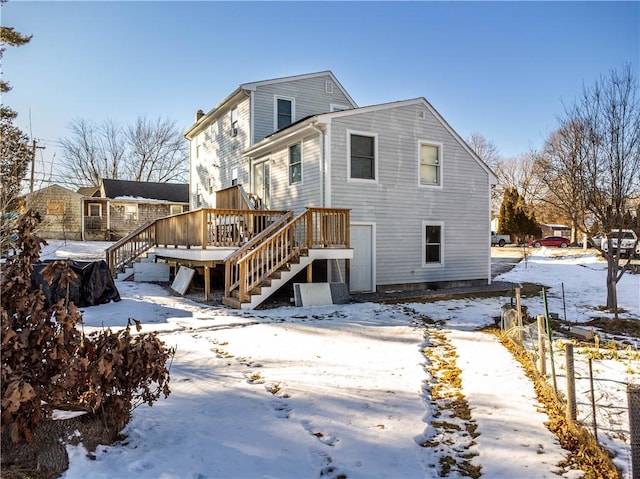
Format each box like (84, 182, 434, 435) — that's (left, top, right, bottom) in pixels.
(32, 260, 121, 307)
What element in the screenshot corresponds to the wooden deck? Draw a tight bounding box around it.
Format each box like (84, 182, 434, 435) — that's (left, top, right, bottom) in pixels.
(106, 206, 352, 309)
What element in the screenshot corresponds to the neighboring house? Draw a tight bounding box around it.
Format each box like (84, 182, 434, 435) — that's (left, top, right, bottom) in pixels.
(540, 223, 571, 238)
(83, 179, 190, 241)
(183, 71, 497, 294)
(25, 184, 84, 240)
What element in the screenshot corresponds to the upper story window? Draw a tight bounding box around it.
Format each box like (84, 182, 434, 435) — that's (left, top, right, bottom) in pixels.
(423, 222, 444, 266)
(231, 167, 238, 186)
(230, 107, 238, 137)
(275, 96, 294, 130)
(420, 142, 442, 187)
(349, 132, 377, 181)
(289, 142, 302, 185)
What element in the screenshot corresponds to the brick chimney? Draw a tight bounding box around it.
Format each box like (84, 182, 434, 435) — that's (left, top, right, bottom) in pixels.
(195, 109, 205, 122)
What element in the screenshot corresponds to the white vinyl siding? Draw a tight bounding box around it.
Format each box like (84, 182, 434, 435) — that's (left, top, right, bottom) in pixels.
(328, 102, 491, 287)
(252, 74, 355, 143)
(263, 134, 322, 213)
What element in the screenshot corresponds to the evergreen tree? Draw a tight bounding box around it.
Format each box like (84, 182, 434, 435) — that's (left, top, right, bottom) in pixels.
(0, 107, 32, 214)
(498, 187, 541, 243)
(0, 0, 33, 94)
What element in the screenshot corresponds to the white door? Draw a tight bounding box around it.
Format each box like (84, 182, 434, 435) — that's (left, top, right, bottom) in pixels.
(350, 224, 374, 292)
(253, 160, 270, 209)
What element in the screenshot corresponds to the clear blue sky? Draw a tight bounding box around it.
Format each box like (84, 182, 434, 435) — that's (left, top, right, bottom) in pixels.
(3, 1, 638, 186)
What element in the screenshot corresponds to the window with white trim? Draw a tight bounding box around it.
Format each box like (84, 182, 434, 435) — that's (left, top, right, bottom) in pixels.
(231, 167, 238, 186)
(124, 204, 138, 222)
(230, 107, 238, 136)
(170, 205, 183, 215)
(349, 133, 376, 181)
(420, 142, 441, 186)
(275, 97, 294, 130)
(88, 203, 102, 217)
(423, 222, 443, 265)
(289, 142, 302, 184)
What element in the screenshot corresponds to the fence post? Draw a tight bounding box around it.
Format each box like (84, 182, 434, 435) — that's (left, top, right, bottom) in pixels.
(565, 341, 576, 423)
(537, 315, 546, 375)
(589, 358, 598, 441)
(515, 287, 523, 344)
(628, 383, 640, 479)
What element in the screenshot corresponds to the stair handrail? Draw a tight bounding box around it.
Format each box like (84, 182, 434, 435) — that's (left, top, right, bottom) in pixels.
(106, 220, 156, 275)
(229, 207, 351, 305)
(233, 209, 311, 303)
(224, 211, 293, 297)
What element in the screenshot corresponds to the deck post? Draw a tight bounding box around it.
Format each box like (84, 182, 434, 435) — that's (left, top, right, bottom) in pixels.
(306, 263, 313, 283)
(204, 265, 210, 301)
(201, 209, 208, 247)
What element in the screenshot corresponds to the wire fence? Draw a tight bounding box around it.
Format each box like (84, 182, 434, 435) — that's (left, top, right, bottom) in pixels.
(500, 287, 639, 478)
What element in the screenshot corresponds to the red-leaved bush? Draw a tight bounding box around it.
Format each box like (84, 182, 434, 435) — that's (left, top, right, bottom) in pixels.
(1, 211, 173, 443)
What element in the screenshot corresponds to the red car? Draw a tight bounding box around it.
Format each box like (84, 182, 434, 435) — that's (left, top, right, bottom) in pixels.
(528, 236, 570, 248)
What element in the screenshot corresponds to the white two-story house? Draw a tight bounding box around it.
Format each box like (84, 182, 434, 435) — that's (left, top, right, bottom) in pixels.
(184, 71, 357, 208)
(183, 71, 497, 297)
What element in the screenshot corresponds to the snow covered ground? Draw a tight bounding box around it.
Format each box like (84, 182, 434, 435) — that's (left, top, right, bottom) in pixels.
(38, 242, 638, 478)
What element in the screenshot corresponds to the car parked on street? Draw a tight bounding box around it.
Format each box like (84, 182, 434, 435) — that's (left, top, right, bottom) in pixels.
(528, 236, 571, 248)
(579, 234, 604, 248)
(601, 230, 639, 257)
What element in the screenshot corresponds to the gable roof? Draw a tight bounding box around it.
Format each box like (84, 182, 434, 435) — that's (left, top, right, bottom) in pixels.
(26, 184, 83, 198)
(240, 71, 357, 107)
(77, 186, 100, 197)
(101, 179, 189, 203)
(184, 71, 357, 139)
(245, 97, 497, 183)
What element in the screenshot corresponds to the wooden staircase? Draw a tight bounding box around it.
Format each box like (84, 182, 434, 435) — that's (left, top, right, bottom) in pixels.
(106, 206, 351, 310)
(223, 208, 350, 309)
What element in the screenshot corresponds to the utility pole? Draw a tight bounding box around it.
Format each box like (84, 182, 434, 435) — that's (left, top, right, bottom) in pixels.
(30, 139, 45, 193)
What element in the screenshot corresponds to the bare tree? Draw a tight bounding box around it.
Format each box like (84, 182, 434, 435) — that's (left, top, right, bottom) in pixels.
(59, 118, 125, 187)
(59, 115, 188, 187)
(536, 119, 589, 243)
(467, 132, 501, 170)
(467, 133, 503, 218)
(499, 151, 547, 206)
(555, 65, 640, 314)
(126, 116, 188, 183)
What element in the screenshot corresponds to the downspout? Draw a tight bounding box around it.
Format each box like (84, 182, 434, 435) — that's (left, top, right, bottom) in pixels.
(244, 89, 253, 190)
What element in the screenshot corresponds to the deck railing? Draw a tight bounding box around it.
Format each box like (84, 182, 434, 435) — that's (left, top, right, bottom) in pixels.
(228, 208, 350, 304)
(106, 208, 287, 275)
(215, 185, 262, 210)
(224, 211, 294, 298)
(106, 220, 156, 274)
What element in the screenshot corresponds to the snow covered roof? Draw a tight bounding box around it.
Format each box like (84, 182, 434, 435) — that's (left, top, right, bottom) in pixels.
(101, 179, 188, 203)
